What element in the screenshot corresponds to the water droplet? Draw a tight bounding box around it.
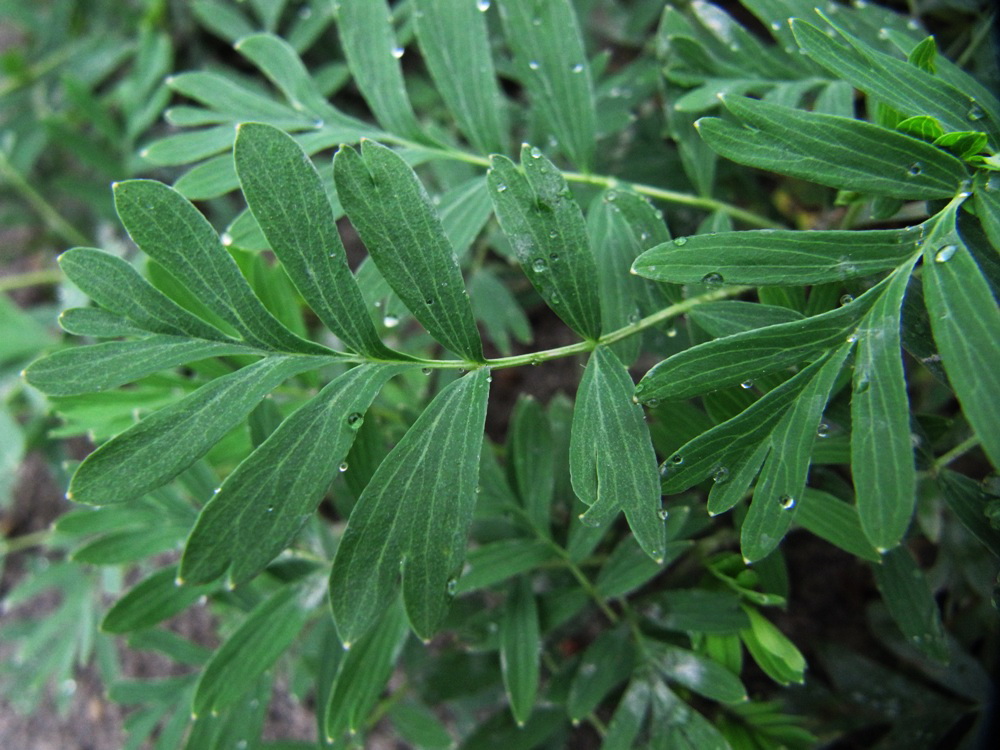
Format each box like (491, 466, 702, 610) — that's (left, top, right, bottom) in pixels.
(266, 505, 274, 513)
(213, 487, 221, 495)
(627, 309, 641, 325)
(420, 367, 432, 376)
(846, 333, 859, 344)
(907, 162, 923, 177)
(673, 237, 688, 247)
(338, 462, 349, 472)
(666, 326, 678, 338)
(220, 232, 234, 247)
(646, 397, 660, 407)
(571, 63, 584, 73)
(855, 378, 871, 394)
(770, 21, 781, 30)
(578, 513, 601, 528)
(840, 293, 854, 305)
(447, 578, 458, 594)
(58, 679, 77, 697)
(934, 244, 957, 263)
(967, 102, 985, 121)
(548, 229, 558, 239)
(383, 313, 399, 328)
(391, 45, 405, 59)
(347, 412, 363, 428)
(817, 422, 830, 438)
(712, 466, 730, 484)
(604, 190, 617, 202)
(670, 454, 684, 465)
(476, 0, 490, 10)
(532, 258, 548, 272)
(425, 297, 435, 305)
(529, 145, 542, 158)
(779, 495, 796, 510)
(740, 380, 754, 390)
(495, 182, 507, 193)
(531, 17, 541, 26)
(658, 508, 669, 521)
(528, 60, 540, 70)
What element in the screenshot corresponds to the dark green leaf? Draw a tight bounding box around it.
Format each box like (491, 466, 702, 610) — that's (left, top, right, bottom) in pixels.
(973, 172, 1000, 252)
(113, 180, 327, 354)
(180, 364, 404, 586)
(567, 627, 634, 722)
(329, 368, 490, 644)
(413, 0, 507, 155)
(499, 577, 540, 726)
(102, 566, 214, 633)
(706, 442, 770, 516)
(852, 256, 919, 551)
(922, 197, 1000, 470)
(690, 302, 803, 339)
(193, 586, 309, 716)
(570, 347, 665, 560)
(454, 539, 554, 594)
(507, 395, 554, 535)
(70, 525, 183, 564)
(487, 147, 602, 340)
(601, 679, 650, 750)
(68, 356, 319, 505)
(334, 140, 484, 361)
(334, 0, 421, 138)
(795, 489, 880, 562)
(57, 308, 146, 338)
(697, 96, 967, 199)
(496, 0, 595, 169)
(652, 643, 747, 704)
(58, 248, 231, 341)
(234, 123, 397, 359)
(872, 547, 949, 663)
(634, 225, 923, 286)
(648, 679, 731, 750)
(645, 589, 750, 634)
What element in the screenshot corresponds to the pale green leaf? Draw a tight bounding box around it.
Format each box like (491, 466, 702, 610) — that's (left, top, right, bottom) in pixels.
(413, 0, 507, 154)
(634, 225, 923, 286)
(166, 71, 313, 126)
(697, 96, 967, 199)
(180, 364, 404, 586)
(649, 679, 731, 750)
(454, 539, 554, 594)
(496, 0, 596, 169)
(742, 342, 852, 562)
(24, 337, 256, 396)
(113, 179, 327, 354)
(173, 154, 240, 200)
(706, 442, 770, 516)
(68, 356, 320, 505)
(852, 257, 919, 551)
(469, 270, 532, 356)
(140, 125, 234, 167)
(499, 577, 540, 726)
(570, 347, 665, 561)
(652, 642, 747, 704)
(740, 606, 805, 685)
(601, 679, 650, 750)
(234, 123, 397, 359)
(439, 176, 494, 260)
(690, 302, 803, 339)
(922, 198, 1000, 470)
(795, 489, 880, 562)
(102, 565, 214, 634)
(329, 369, 490, 644)
(334, 0, 422, 139)
(487, 146, 602, 340)
(58, 248, 230, 341)
(333, 140, 484, 361)
(193, 586, 309, 716)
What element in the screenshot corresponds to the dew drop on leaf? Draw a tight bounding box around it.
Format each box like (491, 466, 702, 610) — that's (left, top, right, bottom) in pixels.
(578, 513, 601, 528)
(712, 466, 729, 484)
(658, 508, 669, 520)
(447, 578, 458, 594)
(391, 45, 405, 59)
(779, 495, 796, 510)
(347, 412, 363, 429)
(816, 422, 830, 438)
(673, 237, 687, 246)
(907, 162, 923, 176)
(476, 0, 490, 10)
(571, 62, 584, 73)
(646, 397, 659, 407)
(529, 145, 542, 158)
(528, 60, 540, 70)
(701, 272, 724, 285)
(670, 453, 684, 465)
(495, 182, 507, 193)
(840, 294, 854, 305)
(338, 462, 349, 472)
(967, 102, 985, 121)
(383, 313, 399, 328)
(421, 367, 432, 375)
(740, 380, 754, 390)
(532, 258, 548, 272)
(934, 244, 957, 263)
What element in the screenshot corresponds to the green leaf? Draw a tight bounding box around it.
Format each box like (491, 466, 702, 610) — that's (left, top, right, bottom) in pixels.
(499, 577, 540, 726)
(601, 679, 651, 750)
(652, 643, 747, 704)
(325, 598, 409, 740)
(329, 368, 490, 644)
(933, 130, 988, 160)
(922, 197, 1000, 470)
(496, 0, 596, 169)
(791, 18, 992, 144)
(634, 225, 923, 286)
(648, 679, 731, 750)
(389, 701, 454, 750)
(690, 302, 803, 339)
(507, 395, 554, 535)
(707, 442, 770, 516)
(596, 536, 687, 600)
(872, 547, 949, 663)
(896, 115, 945, 143)
(102, 565, 214, 634)
(570, 347, 665, 560)
(454, 539, 555, 594)
(180, 364, 404, 586)
(113, 179, 327, 354)
(973, 172, 1000, 252)
(487, 147, 602, 340)
(636, 279, 882, 404)
(644, 589, 750, 634)
(852, 256, 919, 551)
(71, 525, 184, 564)
(740, 606, 805, 686)
(58, 248, 231, 341)
(567, 627, 634, 722)
(742, 342, 852, 562)
(23, 337, 255, 397)
(938, 471, 1000, 558)
(795, 489, 880, 562)
(193, 585, 309, 716)
(333, 140, 484, 361)
(234, 123, 397, 359)
(68, 356, 319, 505)
(469, 270, 532, 356)
(140, 125, 234, 166)
(334, 0, 422, 139)
(413, 0, 507, 155)
(697, 95, 967, 199)
(439, 176, 494, 259)
(166, 71, 313, 127)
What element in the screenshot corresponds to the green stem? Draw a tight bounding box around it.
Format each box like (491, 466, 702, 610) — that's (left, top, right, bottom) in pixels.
(0, 153, 90, 247)
(0, 268, 63, 293)
(1, 529, 51, 556)
(381, 137, 784, 229)
(932, 435, 981, 473)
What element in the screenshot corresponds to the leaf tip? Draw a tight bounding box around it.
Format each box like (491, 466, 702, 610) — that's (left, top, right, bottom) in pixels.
(341, 640, 352, 651)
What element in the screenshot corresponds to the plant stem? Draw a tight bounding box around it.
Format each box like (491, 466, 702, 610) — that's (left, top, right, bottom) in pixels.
(932, 435, 981, 473)
(0, 529, 51, 556)
(0, 153, 90, 247)
(0, 268, 63, 293)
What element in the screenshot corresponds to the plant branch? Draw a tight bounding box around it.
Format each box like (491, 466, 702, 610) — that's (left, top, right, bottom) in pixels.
(0, 153, 90, 247)
(0, 268, 63, 293)
(932, 435, 981, 473)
